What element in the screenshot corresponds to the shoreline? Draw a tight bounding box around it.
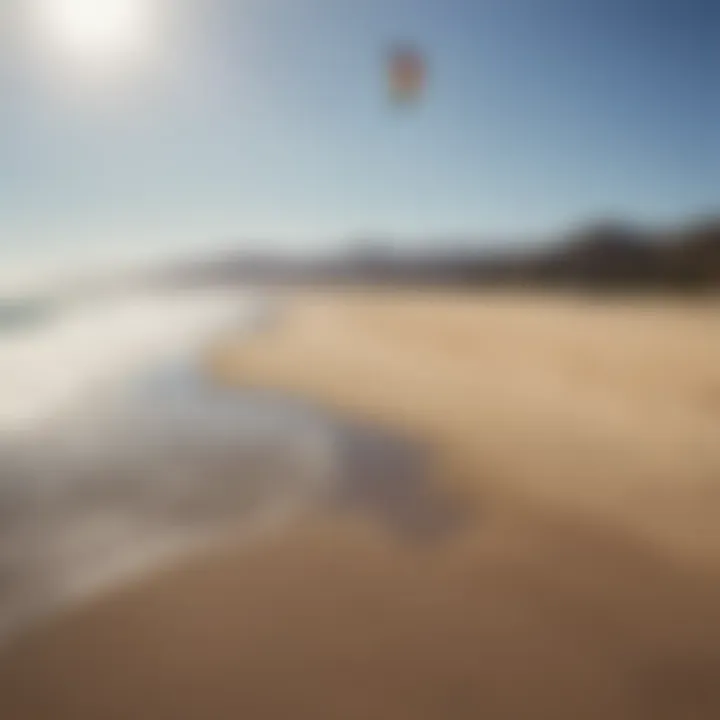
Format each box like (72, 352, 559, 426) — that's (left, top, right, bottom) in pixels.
(1, 289, 719, 719)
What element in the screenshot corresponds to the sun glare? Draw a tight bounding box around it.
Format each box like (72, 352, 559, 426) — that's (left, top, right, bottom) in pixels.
(31, 0, 159, 75)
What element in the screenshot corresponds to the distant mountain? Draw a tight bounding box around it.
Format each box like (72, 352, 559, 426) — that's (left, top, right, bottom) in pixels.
(532, 222, 662, 287)
(669, 220, 720, 287)
(154, 216, 720, 293)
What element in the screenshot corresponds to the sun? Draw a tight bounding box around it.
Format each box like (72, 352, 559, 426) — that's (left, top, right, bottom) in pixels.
(31, 0, 159, 74)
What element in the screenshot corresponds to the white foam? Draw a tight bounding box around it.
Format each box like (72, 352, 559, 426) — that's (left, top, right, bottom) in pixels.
(0, 290, 253, 435)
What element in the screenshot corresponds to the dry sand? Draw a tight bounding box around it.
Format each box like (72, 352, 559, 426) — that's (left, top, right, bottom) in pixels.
(1, 290, 719, 719)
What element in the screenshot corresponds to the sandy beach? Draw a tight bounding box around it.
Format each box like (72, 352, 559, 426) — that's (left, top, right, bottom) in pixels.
(1, 290, 719, 719)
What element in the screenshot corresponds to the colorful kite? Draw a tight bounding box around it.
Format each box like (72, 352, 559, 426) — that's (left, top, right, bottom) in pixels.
(388, 46, 426, 105)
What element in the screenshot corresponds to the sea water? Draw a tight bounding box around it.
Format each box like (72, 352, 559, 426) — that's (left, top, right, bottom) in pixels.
(0, 289, 334, 645)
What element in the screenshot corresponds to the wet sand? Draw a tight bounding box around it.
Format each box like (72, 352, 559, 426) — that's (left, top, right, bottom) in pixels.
(0, 369, 334, 645)
(1, 290, 719, 719)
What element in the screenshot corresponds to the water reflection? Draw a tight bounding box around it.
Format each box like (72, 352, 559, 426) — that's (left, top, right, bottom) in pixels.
(0, 357, 335, 645)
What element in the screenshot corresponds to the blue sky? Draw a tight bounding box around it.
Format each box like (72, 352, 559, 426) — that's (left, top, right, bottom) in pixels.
(1, 0, 718, 262)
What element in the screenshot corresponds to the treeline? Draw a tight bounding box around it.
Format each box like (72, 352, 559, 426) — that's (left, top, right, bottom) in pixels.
(161, 217, 720, 292)
(512, 219, 720, 290)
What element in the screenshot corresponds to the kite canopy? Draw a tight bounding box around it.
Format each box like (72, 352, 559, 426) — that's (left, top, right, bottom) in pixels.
(388, 46, 426, 105)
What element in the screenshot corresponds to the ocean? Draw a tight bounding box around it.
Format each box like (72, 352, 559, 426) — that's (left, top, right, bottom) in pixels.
(0, 289, 335, 645)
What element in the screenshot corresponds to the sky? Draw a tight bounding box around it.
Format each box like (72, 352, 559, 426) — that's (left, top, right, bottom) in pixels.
(1, 0, 719, 267)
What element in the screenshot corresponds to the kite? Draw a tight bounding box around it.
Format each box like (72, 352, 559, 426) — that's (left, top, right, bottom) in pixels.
(387, 46, 426, 105)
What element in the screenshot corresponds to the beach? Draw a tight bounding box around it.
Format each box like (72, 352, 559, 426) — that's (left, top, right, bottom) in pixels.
(1, 289, 719, 719)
